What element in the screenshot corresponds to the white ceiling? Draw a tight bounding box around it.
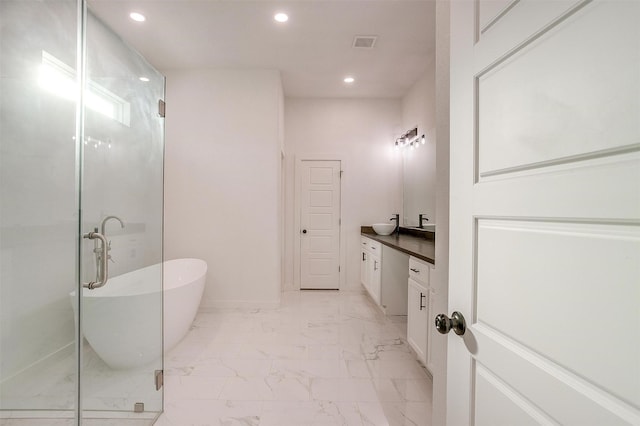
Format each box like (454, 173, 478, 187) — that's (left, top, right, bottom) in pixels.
(88, 0, 436, 98)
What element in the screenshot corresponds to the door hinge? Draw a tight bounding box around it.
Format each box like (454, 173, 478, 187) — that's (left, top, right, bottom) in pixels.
(158, 99, 166, 118)
(155, 369, 164, 390)
(340, 170, 344, 178)
(338, 265, 341, 272)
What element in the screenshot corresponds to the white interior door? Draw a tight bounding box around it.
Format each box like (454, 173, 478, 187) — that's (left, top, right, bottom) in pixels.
(300, 160, 341, 289)
(447, 1, 640, 425)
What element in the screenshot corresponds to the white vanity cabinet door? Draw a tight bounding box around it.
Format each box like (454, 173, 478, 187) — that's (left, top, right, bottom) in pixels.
(360, 237, 371, 292)
(407, 277, 428, 365)
(368, 252, 381, 304)
(360, 248, 369, 289)
(361, 236, 382, 304)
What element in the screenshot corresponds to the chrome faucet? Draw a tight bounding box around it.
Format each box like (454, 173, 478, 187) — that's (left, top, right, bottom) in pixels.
(390, 214, 400, 235)
(94, 215, 124, 279)
(419, 214, 429, 228)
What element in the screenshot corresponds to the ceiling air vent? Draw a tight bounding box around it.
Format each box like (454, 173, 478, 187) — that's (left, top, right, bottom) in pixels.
(352, 35, 377, 49)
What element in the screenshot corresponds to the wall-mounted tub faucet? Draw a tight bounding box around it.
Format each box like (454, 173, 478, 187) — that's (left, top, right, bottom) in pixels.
(419, 214, 429, 228)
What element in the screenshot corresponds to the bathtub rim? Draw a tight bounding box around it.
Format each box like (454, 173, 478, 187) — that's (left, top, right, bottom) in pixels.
(70, 258, 207, 299)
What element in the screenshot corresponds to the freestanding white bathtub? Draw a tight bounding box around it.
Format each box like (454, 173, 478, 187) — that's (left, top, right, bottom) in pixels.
(70, 258, 206, 369)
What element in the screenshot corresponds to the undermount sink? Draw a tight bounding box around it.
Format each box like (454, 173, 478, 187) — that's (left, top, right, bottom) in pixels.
(372, 223, 396, 236)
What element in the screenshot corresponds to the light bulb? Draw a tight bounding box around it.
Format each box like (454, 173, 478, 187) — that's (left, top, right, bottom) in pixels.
(421, 135, 426, 144)
(129, 12, 146, 22)
(274, 13, 288, 22)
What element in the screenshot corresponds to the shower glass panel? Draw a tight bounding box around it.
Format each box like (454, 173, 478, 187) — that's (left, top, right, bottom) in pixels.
(0, 1, 164, 424)
(0, 0, 80, 422)
(79, 8, 164, 423)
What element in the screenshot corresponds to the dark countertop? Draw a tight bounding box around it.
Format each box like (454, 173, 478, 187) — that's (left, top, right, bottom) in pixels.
(361, 226, 435, 265)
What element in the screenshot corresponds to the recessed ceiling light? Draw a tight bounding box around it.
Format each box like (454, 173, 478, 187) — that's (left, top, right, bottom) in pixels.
(274, 13, 288, 23)
(129, 12, 146, 22)
(344, 76, 355, 84)
(139, 77, 150, 82)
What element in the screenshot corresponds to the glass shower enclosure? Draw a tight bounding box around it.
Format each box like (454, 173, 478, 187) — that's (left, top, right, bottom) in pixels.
(0, 1, 165, 424)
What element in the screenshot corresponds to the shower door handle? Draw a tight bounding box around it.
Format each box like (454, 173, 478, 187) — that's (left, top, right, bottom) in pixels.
(83, 231, 109, 289)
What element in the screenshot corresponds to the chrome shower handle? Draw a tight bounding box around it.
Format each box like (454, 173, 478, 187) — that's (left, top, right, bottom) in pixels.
(83, 231, 109, 289)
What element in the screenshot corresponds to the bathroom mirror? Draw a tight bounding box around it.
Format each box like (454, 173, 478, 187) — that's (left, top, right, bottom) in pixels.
(402, 129, 436, 228)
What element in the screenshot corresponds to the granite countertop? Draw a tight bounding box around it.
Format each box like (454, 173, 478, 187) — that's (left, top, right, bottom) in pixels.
(361, 226, 435, 265)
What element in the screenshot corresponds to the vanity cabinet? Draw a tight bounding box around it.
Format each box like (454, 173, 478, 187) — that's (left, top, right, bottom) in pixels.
(361, 236, 409, 312)
(407, 256, 433, 368)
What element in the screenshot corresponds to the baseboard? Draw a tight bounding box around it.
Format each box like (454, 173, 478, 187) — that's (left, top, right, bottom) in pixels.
(0, 342, 74, 386)
(199, 299, 281, 310)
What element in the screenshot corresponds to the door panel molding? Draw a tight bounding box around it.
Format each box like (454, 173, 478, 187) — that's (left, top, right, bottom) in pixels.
(450, 0, 640, 424)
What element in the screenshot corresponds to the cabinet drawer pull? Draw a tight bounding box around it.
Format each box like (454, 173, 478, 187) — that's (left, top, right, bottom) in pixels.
(410, 268, 420, 273)
(362, 253, 366, 261)
(374, 260, 378, 271)
(419, 292, 426, 310)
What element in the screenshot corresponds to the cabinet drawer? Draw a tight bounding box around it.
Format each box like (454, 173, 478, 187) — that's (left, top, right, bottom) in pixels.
(367, 240, 382, 254)
(361, 236, 369, 250)
(409, 256, 430, 286)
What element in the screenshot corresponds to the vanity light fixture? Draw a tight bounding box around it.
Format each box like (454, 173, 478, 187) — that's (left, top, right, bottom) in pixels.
(394, 127, 425, 150)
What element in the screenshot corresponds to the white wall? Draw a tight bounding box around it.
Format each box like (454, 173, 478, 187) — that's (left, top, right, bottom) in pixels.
(401, 65, 437, 227)
(164, 69, 283, 308)
(284, 98, 402, 290)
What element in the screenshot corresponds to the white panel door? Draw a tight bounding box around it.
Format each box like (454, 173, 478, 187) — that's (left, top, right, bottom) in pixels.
(448, 1, 640, 425)
(300, 160, 341, 289)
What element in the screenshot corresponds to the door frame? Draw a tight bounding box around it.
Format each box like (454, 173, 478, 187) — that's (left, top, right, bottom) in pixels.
(293, 155, 345, 290)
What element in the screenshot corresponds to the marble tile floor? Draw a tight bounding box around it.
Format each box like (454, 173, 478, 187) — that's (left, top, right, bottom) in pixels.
(156, 289, 433, 426)
(1, 289, 432, 425)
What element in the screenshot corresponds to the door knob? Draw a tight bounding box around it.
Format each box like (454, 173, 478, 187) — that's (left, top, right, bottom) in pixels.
(435, 311, 466, 336)
(302, 229, 307, 234)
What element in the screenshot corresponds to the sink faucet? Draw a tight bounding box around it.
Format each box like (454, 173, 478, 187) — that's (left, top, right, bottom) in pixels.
(390, 214, 400, 235)
(94, 216, 124, 279)
(419, 214, 429, 228)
